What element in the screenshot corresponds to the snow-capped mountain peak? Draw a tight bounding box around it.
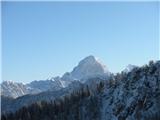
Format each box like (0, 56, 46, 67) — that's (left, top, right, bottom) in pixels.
(78, 55, 97, 65)
(62, 55, 110, 81)
(78, 55, 108, 72)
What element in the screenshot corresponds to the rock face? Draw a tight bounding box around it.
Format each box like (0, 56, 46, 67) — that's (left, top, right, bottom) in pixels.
(1, 80, 63, 98)
(1, 81, 29, 98)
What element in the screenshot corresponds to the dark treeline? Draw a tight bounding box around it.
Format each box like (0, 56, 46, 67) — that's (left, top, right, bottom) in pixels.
(1, 82, 105, 120)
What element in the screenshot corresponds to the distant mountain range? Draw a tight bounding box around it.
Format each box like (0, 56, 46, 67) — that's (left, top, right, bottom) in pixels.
(1, 55, 112, 98)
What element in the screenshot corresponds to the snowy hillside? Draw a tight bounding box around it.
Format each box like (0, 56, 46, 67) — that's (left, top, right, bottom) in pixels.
(100, 61, 160, 120)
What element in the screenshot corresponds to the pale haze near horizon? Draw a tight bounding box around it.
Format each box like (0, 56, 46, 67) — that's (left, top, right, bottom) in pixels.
(2, 2, 159, 83)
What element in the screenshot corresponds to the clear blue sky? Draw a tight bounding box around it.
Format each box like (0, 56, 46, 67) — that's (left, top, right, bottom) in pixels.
(2, 2, 159, 83)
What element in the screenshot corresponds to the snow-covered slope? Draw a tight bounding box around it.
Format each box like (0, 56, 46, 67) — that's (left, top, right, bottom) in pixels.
(100, 61, 160, 120)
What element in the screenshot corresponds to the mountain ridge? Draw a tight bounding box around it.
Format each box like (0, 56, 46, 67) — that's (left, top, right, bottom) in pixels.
(1, 55, 111, 98)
